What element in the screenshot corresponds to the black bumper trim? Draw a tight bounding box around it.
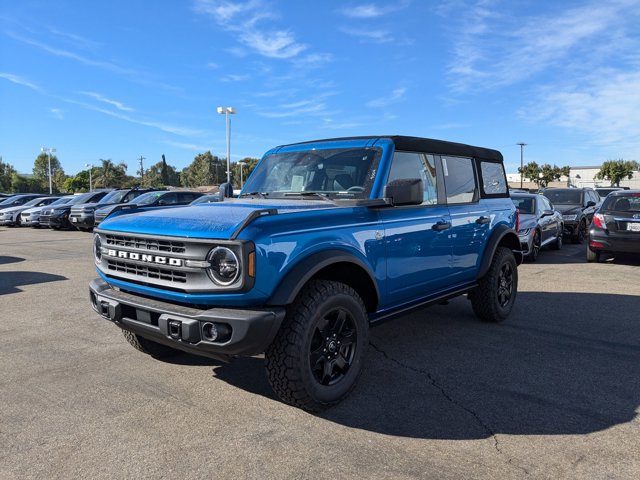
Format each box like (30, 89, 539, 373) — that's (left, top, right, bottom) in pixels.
(89, 278, 285, 360)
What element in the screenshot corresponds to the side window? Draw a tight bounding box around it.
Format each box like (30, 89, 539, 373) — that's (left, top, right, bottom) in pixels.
(159, 193, 177, 205)
(442, 156, 477, 204)
(480, 161, 507, 195)
(123, 192, 137, 203)
(540, 196, 552, 211)
(178, 193, 198, 203)
(388, 151, 438, 205)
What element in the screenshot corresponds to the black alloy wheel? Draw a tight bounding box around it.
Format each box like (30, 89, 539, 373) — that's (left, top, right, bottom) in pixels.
(309, 307, 358, 386)
(497, 261, 515, 308)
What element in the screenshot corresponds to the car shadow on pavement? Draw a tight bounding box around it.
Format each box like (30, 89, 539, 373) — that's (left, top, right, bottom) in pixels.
(0, 271, 67, 294)
(0, 255, 25, 266)
(208, 291, 640, 439)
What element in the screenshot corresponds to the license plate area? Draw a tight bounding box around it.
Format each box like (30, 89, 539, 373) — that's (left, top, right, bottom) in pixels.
(626, 222, 640, 232)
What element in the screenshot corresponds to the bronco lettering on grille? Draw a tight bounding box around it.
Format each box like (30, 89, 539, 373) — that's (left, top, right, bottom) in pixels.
(106, 249, 183, 266)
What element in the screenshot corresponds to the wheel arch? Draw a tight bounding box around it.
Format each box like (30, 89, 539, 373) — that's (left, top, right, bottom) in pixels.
(266, 250, 379, 313)
(478, 224, 522, 279)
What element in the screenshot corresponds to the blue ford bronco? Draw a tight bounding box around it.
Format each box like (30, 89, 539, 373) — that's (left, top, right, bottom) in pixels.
(89, 136, 521, 411)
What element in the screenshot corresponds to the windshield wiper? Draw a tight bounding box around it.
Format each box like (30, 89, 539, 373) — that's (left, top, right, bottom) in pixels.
(239, 191, 268, 198)
(283, 191, 336, 203)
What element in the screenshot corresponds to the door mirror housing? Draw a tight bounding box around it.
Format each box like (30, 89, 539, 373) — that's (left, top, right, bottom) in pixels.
(384, 179, 423, 206)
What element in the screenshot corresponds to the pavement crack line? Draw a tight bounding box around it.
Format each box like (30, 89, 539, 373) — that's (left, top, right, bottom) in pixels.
(369, 341, 531, 476)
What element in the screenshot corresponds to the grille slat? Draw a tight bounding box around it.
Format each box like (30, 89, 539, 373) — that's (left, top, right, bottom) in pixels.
(107, 260, 187, 283)
(105, 234, 186, 253)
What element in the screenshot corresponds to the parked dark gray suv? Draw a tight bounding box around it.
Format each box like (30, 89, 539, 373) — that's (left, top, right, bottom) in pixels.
(542, 188, 600, 243)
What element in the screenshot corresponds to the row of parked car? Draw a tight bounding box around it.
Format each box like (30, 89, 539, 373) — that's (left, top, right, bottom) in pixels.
(0, 188, 216, 231)
(2, 186, 638, 264)
(510, 186, 640, 263)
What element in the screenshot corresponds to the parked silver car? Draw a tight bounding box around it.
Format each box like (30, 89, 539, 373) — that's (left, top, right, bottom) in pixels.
(0, 196, 60, 226)
(20, 196, 74, 227)
(511, 193, 564, 261)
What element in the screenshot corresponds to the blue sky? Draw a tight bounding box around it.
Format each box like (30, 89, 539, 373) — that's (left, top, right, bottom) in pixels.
(1, 0, 639, 177)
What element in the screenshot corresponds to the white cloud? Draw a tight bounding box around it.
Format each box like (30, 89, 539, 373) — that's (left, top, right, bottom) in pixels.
(220, 74, 250, 82)
(366, 87, 406, 107)
(521, 71, 640, 147)
(194, 0, 307, 59)
(163, 140, 212, 151)
(338, 1, 410, 19)
(0, 72, 42, 92)
(50, 108, 64, 120)
(446, 0, 639, 91)
(79, 91, 133, 112)
(339, 27, 393, 43)
(258, 98, 328, 118)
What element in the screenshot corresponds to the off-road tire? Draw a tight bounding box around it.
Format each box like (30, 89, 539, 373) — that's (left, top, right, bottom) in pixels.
(586, 245, 600, 263)
(265, 280, 369, 412)
(469, 247, 518, 323)
(122, 330, 178, 358)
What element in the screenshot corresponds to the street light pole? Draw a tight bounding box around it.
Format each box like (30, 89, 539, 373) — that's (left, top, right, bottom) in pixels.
(517, 142, 527, 189)
(41, 147, 56, 194)
(85, 163, 93, 192)
(238, 161, 246, 188)
(217, 106, 236, 185)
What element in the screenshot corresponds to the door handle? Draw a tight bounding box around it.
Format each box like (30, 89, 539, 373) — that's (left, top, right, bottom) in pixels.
(476, 216, 490, 225)
(432, 221, 451, 231)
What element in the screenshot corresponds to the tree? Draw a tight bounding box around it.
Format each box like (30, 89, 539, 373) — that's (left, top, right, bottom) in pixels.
(518, 162, 570, 187)
(33, 152, 63, 185)
(595, 159, 640, 187)
(0, 157, 16, 192)
(94, 159, 129, 188)
(144, 157, 180, 187)
(10, 173, 42, 193)
(64, 170, 91, 193)
(181, 151, 222, 187)
(232, 157, 260, 187)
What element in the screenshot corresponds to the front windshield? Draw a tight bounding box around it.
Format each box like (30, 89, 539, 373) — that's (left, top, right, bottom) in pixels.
(543, 189, 582, 205)
(134, 192, 163, 205)
(511, 196, 535, 214)
(242, 147, 381, 199)
(69, 193, 98, 205)
(0, 196, 21, 206)
(98, 190, 127, 204)
(50, 196, 73, 206)
(23, 197, 50, 207)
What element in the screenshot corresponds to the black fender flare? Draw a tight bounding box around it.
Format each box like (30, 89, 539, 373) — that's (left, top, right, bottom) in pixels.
(266, 249, 380, 307)
(477, 224, 522, 279)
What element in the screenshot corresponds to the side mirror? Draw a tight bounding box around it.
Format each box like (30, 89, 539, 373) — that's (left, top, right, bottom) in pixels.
(219, 182, 234, 198)
(586, 201, 596, 207)
(384, 178, 423, 206)
(541, 209, 554, 217)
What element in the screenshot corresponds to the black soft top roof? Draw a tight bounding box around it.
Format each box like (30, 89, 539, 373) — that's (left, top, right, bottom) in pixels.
(284, 135, 503, 162)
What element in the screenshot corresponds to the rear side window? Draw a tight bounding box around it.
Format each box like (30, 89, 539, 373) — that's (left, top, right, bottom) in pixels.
(480, 161, 508, 196)
(442, 156, 477, 204)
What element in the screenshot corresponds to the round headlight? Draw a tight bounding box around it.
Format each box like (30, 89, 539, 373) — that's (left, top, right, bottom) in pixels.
(93, 235, 102, 263)
(207, 247, 240, 285)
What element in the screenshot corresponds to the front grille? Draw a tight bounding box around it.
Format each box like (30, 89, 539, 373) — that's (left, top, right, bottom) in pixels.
(22, 213, 30, 217)
(105, 234, 186, 253)
(107, 260, 187, 283)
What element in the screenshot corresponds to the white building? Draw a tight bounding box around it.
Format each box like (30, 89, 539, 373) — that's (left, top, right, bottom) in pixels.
(507, 167, 640, 189)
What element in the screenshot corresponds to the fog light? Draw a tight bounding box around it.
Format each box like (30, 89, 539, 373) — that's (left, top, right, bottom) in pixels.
(201, 322, 231, 342)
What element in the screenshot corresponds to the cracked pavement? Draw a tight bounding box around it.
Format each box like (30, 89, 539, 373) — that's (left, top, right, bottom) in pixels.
(1, 228, 639, 479)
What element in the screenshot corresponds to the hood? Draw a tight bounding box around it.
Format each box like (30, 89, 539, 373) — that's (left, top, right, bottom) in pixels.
(0, 205, 25, 214)
(96, 203, 127, 215)
(98, 198, 338, 239)
(21, 206, 45, 214)
(554, 204, 581, 214)
(73, 202, 101, 210)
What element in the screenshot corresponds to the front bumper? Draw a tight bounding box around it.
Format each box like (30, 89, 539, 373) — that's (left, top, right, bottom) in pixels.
(47, 213, 70, 228)
(69, 213, 95, 229)
(89, 278, 285, 360)
(0, 217, 16, 226)
(518, 230, 534, 256)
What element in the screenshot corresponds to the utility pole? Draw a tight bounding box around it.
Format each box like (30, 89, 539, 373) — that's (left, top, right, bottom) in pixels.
(138, 155, 145, 184)
(517, 142, 527, 189)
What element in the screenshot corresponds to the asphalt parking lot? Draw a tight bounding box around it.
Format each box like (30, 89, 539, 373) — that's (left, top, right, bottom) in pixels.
(1, 227, 639, 480)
